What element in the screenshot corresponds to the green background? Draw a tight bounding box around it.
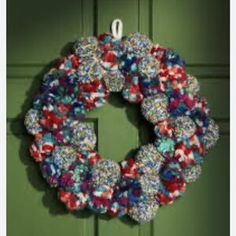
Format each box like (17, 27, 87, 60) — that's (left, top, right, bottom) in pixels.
(7, 0, 229, 235)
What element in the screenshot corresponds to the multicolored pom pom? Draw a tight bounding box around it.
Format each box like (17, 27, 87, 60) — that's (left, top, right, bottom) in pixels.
(155, 137, 175, 159)
(59, 188, 88, 210)
(186, 74, 200, 95)
(141, 93, 169, 124)
(71, 122, 97, 151)
(76, 58, 104, 83)
(51, 146, 77, 170)
(91, 160, 121, 187)
(182, 164, 202, 183)
(60, 161, 90, 194)
(128, 196, 159, 224)
(103, 71, 124, 92)
(24, 109, 42, 135)
(202, 119, 219, 151)
(123, 32, 152, 57)
(136, 144, 164, 174)
(122, 75, 143, 103)
(173, 116, 196, 141)
(30, 133, 55, 162)
(41, 156, 62, 187)
(73, 36, 99, 58)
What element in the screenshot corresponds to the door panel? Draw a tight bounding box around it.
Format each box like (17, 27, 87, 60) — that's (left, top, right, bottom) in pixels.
(7, 0, 229, 236)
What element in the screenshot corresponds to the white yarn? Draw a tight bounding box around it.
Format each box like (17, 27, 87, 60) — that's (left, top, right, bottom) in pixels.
(111, 19, 123, 40)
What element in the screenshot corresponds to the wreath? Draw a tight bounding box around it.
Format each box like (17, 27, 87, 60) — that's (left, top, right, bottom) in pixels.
(24, 20, 219, 224)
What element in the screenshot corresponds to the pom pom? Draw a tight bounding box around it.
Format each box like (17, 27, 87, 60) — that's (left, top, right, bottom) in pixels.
(92, 160, 121, 187)
(98, 33, 122, 53)
(56, 54, 80, 72)
(136, 144, 164, 194)
(139, 76, 160, 97)
(71, 122, 97, 151)
(163, 49, 185, 67)
(24, 109, 42, 135)
(120, 158, 138, 178)
(158, 161, 186, 203)
(174, 142, 203, 168)
(60, 161, 90, 194)
(79, 79, 109, 110)
(128, 196, 159, 224)
(168, 92, 197, 117)
(138, 173, 161, 194)
(59, 188, 88, 210)
(51, 146, 77, 170)
(41, 69, 63, 92)
(123, 32, 152, 57)
(186, 74, 200, 95)
(73, 36, 99, 58)
(173, 116, 196, 141)
(141, 93, 169, 124)
(40, 157, 62, 187)
(182, 164, 202, 183)
(88, 185, 113, 214)
(76, 58, 104, 83)
(103, 71, 125, 92)
(150, 44, 167, 62)
(111, 177, 142, 217)
(136, 144, 164, 174)
(155, 137, 175, 159)
(154, 120, 174, 139)
(119, 54, 138, 74)
(76, 150, 101, 166)
(202, 119, 219, 151)
(30, 133, 55, 162)
(158, 65, 187, 94)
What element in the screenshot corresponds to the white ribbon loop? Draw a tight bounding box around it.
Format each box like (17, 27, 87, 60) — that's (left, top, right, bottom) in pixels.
(111, 19, 123, 40)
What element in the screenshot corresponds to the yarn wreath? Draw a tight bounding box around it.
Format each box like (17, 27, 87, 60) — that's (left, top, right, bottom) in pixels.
(24, 26, 219, 224)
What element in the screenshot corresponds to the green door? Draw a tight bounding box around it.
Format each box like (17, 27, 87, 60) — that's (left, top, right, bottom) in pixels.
(7, 0, 229, 235)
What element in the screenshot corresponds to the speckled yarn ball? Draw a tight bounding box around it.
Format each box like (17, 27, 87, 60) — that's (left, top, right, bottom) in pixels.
(52, 146, 77, 170)
(202, 119, 219, 151)
(92, 159, 121, 187)
(141, 93, 169, 124)
(128, 196, 159, 224)
(71, 122, 97, 151)
(136, 144, 164, 174)
(173, 116, 196, 140)
(76, 58, 104, 83)
(59, 189, 89, 210)
(73, 36, 99, 58)
(183, 164, 202, 183)
(138, 55, 160, 78)
(103, 71, 124, 92)
(123, 32, 152, 57)
(24, 109, 42, 135)
(139, 173, 161, 194)
(186, 74, 200, 95)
